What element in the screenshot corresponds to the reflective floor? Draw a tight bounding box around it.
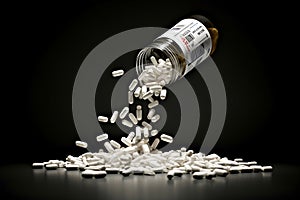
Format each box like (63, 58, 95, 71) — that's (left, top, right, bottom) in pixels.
(1, 164, 299, 200)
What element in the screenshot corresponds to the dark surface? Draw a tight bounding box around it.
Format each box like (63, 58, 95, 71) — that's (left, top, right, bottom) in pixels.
(1, 0, 299, 199)
(1, 164, 299, 200)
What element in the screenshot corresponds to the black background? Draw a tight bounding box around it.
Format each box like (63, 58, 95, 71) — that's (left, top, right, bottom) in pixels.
(2, 0, 298, 166)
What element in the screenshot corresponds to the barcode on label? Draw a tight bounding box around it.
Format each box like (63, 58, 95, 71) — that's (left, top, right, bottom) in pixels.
(185, 34, 194, 43)
(191, 44, 204, 62)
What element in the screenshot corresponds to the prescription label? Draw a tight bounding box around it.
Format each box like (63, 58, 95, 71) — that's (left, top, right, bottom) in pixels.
(157, 18, 212, 75)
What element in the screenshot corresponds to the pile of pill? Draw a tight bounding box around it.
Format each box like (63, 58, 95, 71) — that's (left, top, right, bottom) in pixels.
(32, 56, 272, 180)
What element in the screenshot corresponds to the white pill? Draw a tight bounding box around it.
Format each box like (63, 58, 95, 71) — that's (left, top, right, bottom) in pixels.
(229, 166, 242, 173)
(129, 79, 138, 91)
(151, 114, 160, 123)
(142, 144, 150, 154)
(154, 91, 160, 97)
(45, 163, 58, 170)
(143, 127, 149, 138)
(262, 166, 273, 172)
(160, 134, 173, 143)
(151, 129, 158, 136)
(112, 69, 124, 77)
(134, 86, 141, 97)
(96, 133, 108, 142)
(110, 111, 118, 123)
(150, 56, 158, 66)
(142, 121, 152, 130)
(119, 107, 129, 119)
(75, 141, 88, 148)
(97, 116, 108, 122)
(65, 164, 79, 170)
(127, 131, 135, 141)
(122, 119, 133, 128)
(136, 105, 142, 121)
(160, 89, 167, 100)
(141, 85, 147, 95)
(234, 158, 243, 162)
(150, 138, 160, 150)
(213, 169, 229, 177)
(148, 96, 154, 103)
(147, 108, 156, 120)
(128, 113, 138, 125)
(128, 91, 134, 104)
(247, 161, 258, 165)
(104, 141, 114, 153)
(135, 126, 142, 140)
(110, 140, 121, 149)
(250, 165, 263, 172)
(32, 163, 44, 168)
(192, 171, 207, 179)
(138, 70, 147, 81)
(121, 137, 131, 147)
(148, 100, 159, 108)
(149, 85, 162, 92)
(142, 90, 153, 100)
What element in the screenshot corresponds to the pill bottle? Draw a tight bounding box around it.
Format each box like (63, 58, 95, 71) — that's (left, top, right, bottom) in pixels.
(136, 15, 219, 84)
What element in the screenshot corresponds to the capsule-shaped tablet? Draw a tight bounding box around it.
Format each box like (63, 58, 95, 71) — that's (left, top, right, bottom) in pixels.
(151, 129, 158, 136)
(148, 100, 159, 108)
(65, 164, 79, 171)
(205, 171, 216, 179)
(128, 113, 138, 125)
(105, 168, 120, 174)
(98, 116, 108, 122)
(192, 171, 207, 179)
(75, 141, 88, 148)
(167, 170, 175, 180)
(148, 96, 154, 103)
(229, 166, 242, 174)
(151, 114, 160, 123)
(150, 138, 160, 150)
(142, 90, 153, 100)
(112, 69, 124, 77)
(127, 131, 135, 141)
(110, 140, 121, 149)
(147, 108, 156, 120)
(134, 86, 141, 97)
(96, 133, 108, 142)
(138, 70, 147, 81)
(121, 168, 132, 177)
(32, 162, 44, 169)
(129, 79, 138, 91)
(121, 137, 131, 147)
(160, 89, 167, 100)
(136, 105, 142, 121)
(45, 163, 58, 170)
(122, 119, 133, 128)
(135, 126, 142, 140)
(93, 171, 107, 178)
(110, 111, 118, 123)
(119, 107, 129, 119)
(262, 166, 273, 172)
(149, 85, 162, 92)
(142, 144, 150, 154)
(128, 91, 134, 104)
(104, 141, 114, 153)
(141, 85, 147, 95)
(160, 134, 173, 143)
(142, 121, 152, 130)
(250, 165, 263, 172)
(234, 158, 243, 162)
(143, 127, 149, 138)
(150, 56, 158, 66)
(213, 169, 229, 177)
